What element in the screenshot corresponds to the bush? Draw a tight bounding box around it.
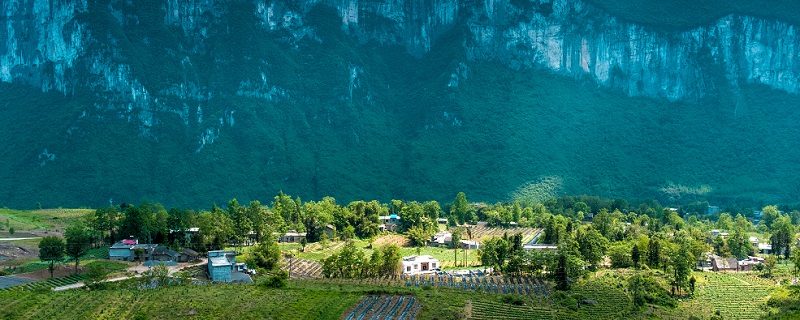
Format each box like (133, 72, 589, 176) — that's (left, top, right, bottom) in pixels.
(500, 295, 525, 306)
(553, 291, 579, 311)
(260, 270, 288, 288)
(627, 273, 677, 308)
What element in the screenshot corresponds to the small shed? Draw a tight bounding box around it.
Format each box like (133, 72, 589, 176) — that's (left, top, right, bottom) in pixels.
(180, 248, 199, 262)
(152, 246, 181, 262)
(460, 240, 480, 250)
(324, 224, 336, 239)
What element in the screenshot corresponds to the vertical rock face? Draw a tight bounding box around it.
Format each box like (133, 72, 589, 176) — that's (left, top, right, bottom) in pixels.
(1, 0, 88, 93)
(464, 0, 800, 101)
(2, 0, 798, 105)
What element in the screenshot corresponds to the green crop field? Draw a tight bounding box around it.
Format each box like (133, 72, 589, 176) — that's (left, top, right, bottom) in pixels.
(0, 270, 790, 319)
(666, 271, 777, 319)
(0, 208, 92, 232)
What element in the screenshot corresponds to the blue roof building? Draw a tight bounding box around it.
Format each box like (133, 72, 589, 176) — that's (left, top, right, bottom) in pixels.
(208, 250, 236, 282)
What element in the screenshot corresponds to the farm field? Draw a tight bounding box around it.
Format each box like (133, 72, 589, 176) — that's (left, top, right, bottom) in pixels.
(0, 279, 366, 320)
(0, 270, 790, 319)
(343, 295, 421, 320)
(665, 271, 778, 319)
(0, 208, 91, 233)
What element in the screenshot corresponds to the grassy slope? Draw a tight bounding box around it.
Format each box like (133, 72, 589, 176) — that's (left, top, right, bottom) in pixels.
(1, 3, 799, 209)
(0, 208, 91, 232)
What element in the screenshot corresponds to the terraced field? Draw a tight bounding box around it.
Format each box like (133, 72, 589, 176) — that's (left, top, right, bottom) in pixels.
(0, 274, 85, 292)
(402, 274, 551, 296)
(282, 257, 324, 278)
(0, 281, 363, 319)
(470, 299, 553, 319)
(675, 272, 776, 319)
(467, 226, 541, 243)
(343, 295, 421, 320)
(0, 275, 35, 289)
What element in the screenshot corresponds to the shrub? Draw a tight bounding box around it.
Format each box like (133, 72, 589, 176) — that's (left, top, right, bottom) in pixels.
(500, 295, 525, 306)
(261, 270, 288, 288)
(627, 273, 676, 308)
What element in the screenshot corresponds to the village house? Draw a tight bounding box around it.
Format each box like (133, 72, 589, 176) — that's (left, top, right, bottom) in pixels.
(151, 246, 181, 262)
(460, 240, 480, 250)
(208, 250, 236, 282)
(109, 239, 158, 261)
(402, 255, 439, 274)
(430, 231, 452, 247)
(280, 230, 307, 243)
(324, 224, 336, 239)
(180, 248, 199, 262)
(711, 230, 729, 238)
(710, 254, 738, 272)
(758, 243, 772, 255)
(523, 244, 558, 252)
(379, 214, 401, 232)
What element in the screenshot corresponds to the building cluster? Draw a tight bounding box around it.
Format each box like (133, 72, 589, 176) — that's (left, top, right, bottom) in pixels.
(109, 239, 198, 263)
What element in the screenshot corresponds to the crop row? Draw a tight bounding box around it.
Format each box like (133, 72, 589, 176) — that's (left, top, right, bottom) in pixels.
(0, 274, 86, 292)
(281, 258, 323, 278)
(343, 295, 420, 320)
(470, 300, 552, 319)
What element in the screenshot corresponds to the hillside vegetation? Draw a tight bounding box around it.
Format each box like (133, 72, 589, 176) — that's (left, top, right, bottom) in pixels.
(1, 3, 800, 209)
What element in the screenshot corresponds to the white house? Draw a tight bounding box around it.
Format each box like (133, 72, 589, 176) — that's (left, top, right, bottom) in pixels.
(431, 231, 452, 247)
(379, 214, 401, 232)
(402, 255, 439, 274)
(759, 243, 773, 254)
(460, 240, 480, 250)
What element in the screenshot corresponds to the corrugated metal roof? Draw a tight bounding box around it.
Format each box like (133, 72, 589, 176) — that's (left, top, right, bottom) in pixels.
(210, 256, 232, 267)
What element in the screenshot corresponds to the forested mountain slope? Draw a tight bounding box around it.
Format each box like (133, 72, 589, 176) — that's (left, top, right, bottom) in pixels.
(1, 0, 799, 208)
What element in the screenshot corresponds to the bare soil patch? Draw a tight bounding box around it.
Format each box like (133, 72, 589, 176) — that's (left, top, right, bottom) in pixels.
(0, 243, 38, 260)
(374, 235, 410, 248)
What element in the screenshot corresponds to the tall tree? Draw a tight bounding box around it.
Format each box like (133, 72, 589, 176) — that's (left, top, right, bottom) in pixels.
(251, 235, 281, 272)
(770, 215, 794, 259)
(555, 254, 569, 291)
(761, 205, 781, 229)
(451, 192, 470, 224)
(576, 226, 610, 270)
(39, 236, 65, 278)
(631, 243, 641, 268)
(672, 236, 695, 295)
(647, 238, 661, 268)
(451, 227, 463, 267)
(65, 224, 91, 274)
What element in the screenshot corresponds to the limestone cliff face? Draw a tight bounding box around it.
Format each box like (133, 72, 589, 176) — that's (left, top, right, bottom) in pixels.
(1, 0, 799, 129)
(0, 0, 800, 108)
(465, 0, 800, 101)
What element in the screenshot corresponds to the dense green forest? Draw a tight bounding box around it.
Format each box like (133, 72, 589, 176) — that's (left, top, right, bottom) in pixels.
(2, 1, 800, 209)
